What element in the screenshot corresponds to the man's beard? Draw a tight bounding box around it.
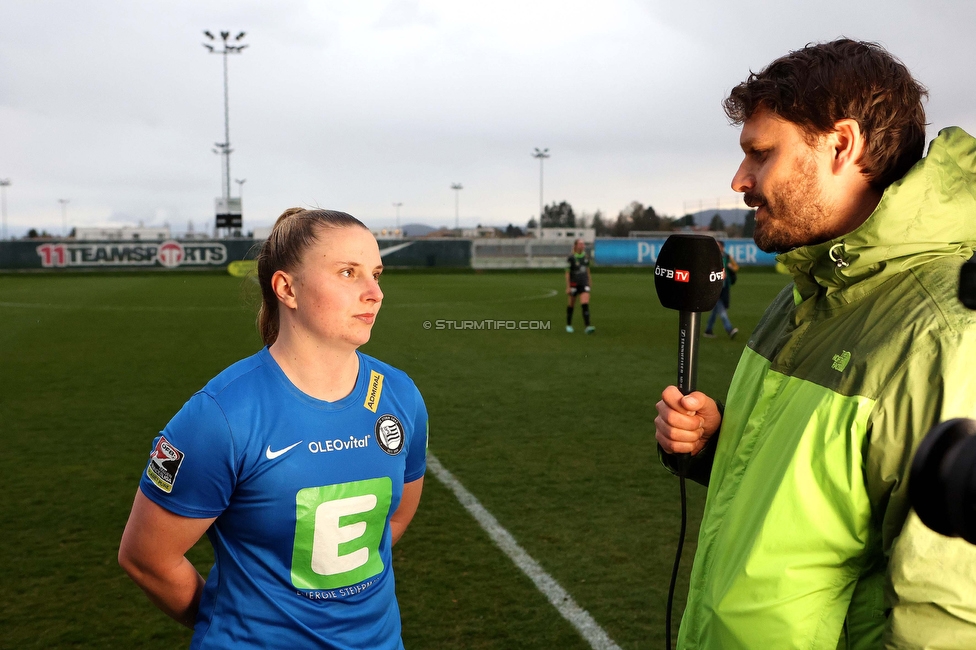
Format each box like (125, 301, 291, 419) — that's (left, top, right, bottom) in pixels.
(746, 154, 834, 254)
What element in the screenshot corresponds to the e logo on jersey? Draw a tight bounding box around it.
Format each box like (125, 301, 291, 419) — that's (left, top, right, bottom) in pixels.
(291, 478, 393, 590)
(375, 414, 404, 455)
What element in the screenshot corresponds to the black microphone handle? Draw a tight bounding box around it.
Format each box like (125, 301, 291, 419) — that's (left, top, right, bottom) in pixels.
(678, 310, 700, 394)
(675, 310, 701, 474)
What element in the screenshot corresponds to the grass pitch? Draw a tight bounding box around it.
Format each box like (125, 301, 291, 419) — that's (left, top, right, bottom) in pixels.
(0, 268, 790, 649)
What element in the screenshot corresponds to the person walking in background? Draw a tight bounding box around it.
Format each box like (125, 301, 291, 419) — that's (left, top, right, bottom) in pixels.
(566, 238, 595, 333)
(703, 241, 739, 339)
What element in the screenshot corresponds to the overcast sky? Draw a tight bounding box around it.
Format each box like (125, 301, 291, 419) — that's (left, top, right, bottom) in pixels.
(2, 0, 974, 236)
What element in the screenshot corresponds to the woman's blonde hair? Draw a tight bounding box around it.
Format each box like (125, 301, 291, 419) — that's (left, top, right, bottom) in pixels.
(256, 207, 368, 346)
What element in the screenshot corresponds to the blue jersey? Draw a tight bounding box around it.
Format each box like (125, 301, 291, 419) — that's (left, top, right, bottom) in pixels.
(139, 347, 428, 650)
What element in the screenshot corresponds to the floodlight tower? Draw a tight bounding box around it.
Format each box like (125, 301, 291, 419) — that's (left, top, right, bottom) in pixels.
(0, 179, 10, 240)
(203, 30, 248, 234)
(532, 147, 549, 238)
(393, 202, 403, 232)
(450, 183, 463, 230)
(58, 198, 69, 237)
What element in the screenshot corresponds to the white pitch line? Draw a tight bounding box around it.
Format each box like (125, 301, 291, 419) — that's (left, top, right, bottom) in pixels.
(426, 453, 622, 650)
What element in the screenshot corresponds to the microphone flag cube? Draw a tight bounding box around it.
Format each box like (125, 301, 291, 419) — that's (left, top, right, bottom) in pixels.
(654, 234, 726, 312)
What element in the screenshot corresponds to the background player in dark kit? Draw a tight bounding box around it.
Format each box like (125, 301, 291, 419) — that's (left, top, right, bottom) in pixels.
(654, 40, 976, 648)
(566, 238, 595, 333)
(119, 208, 428, 649)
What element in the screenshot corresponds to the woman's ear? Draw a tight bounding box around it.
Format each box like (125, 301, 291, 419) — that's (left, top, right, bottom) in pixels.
(271, 269, 299, 311)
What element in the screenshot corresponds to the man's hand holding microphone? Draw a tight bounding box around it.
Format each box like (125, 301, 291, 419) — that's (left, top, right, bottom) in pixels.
(655, 387, 722, 457)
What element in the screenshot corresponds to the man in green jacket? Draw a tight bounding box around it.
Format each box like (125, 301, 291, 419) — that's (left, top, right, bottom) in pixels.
(655, 39, 976, 648)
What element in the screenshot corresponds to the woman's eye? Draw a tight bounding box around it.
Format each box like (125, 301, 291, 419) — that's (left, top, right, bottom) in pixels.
(341, 269, 352, 277)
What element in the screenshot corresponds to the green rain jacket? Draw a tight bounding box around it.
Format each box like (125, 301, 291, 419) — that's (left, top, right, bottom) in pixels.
(674, 127, 976, 649)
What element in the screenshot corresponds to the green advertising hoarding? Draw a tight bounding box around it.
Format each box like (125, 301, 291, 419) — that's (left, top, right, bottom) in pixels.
(0, 238, 471, 271)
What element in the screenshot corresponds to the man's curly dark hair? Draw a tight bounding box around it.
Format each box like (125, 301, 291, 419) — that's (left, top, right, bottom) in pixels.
(724, 39, 928, 190)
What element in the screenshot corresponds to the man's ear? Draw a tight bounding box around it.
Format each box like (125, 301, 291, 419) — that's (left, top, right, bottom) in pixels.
(828, 118, 867, 176)
(271, 269, 299, 310)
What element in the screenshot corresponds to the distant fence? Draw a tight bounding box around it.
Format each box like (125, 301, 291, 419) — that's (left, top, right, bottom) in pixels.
(0, 236, 777, 271)
(0, 238, 472, 271)
(594, 238, 778, 267)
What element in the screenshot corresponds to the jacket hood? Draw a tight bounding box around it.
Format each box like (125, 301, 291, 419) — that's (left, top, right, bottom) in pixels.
(780, 126, 976, 308)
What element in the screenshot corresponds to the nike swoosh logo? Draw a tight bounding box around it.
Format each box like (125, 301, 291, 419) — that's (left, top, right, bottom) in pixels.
(380, 242, 413, 257)
(266, 441, 304, 460)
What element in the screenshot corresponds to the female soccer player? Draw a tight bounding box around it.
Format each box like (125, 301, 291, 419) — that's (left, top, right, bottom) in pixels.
(565, 238, 594, 333)
(119, 208, 427, 649)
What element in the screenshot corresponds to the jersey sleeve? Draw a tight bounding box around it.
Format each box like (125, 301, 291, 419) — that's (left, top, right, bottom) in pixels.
(139, 391, 238, 518)
(403, 385, 428, 483)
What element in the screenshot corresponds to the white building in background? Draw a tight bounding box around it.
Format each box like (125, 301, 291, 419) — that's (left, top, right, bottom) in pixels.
(75, 227, 170, 241)
(461, 227, 499, 238)
(535, 227, 595, 243)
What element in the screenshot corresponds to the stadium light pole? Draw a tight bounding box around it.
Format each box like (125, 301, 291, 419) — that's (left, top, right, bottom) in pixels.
(451, 183, 463, 230)
(0, 179, 10, 240)
(393, 202, 403, 232)
(235, 178, 246, 201)
(532, 147, 549, 238)
(203, 30, 248, 213)
(58, 198, 69, 237)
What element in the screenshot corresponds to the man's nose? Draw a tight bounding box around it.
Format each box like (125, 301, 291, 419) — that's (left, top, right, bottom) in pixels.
(731, 161, 753, 194)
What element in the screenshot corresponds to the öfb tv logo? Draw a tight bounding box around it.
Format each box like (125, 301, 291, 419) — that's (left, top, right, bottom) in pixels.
(654, 266, 691, 283)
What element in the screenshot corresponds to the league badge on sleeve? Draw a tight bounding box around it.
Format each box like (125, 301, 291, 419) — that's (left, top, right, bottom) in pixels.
(374, 415, 404, 456)
(146, 435, 186, 493)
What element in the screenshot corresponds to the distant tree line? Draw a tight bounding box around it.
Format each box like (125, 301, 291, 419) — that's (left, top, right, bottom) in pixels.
(23, 228, 74, 239)
(525, 200, 755, 238)
(16, 205, 756, 241)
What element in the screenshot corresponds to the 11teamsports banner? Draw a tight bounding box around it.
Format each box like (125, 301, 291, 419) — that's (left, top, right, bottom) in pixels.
(0, 239, 256, 271)
(0, 238, 473, 271)
(594, 238, 779, 267)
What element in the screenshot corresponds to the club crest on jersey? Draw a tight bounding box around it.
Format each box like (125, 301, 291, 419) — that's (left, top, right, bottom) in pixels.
(146, 435, 185, 493)
(363, 370, 384, 413)
(374, 415, 404, 456)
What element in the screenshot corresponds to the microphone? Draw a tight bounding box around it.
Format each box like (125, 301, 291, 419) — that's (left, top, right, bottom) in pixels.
(653, 234, 726, 650)
(961, 255, 976, 309)
(910, 418, 976, 544)
(653, 234, 726, 468)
